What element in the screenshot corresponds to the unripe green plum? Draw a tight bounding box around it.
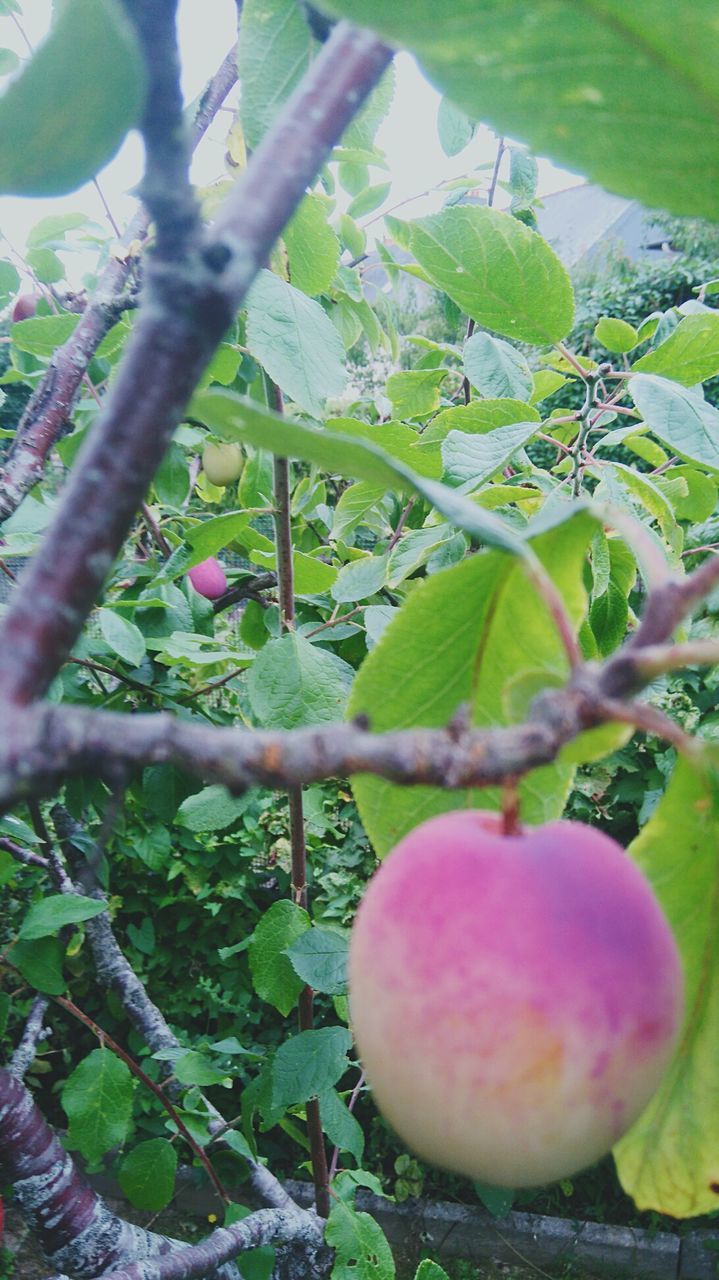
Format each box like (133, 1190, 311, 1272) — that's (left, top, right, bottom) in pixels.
(349, 810, 683, 1188)
(202, 441, 244, 487)
(187, 557, 227, 600)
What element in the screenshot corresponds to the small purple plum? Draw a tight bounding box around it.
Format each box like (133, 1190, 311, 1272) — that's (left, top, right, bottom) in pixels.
(11, 293, 37, 323)
(187, 557, 227, 600)
(349, 810, 683, 1188)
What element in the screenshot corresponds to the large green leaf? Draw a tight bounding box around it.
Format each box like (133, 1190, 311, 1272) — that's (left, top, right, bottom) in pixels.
(284, 194, 340, 297)
(12, 937, 66, 996)
(614, 755, 719, 1217)
(118, 1139, 177, 1213)
(349, 514, 595, 855)
(176, 785, 252, 833)
(326, 1200, 395, 1280)
(442, 422, 540, 488)
(286, 926, 348, 995)
(249, 900, 310, 1016)
(632, 313, 719, 385)
(317, 0, 719, 221)
(271, 1026, 352, 1108)
(247, 633, 354, 729)
(63, 1048, 134, 1163)
(238, 0, 313, 150)
(631, 374, 719, 473)
(463, 332, 533, 401)
(190, 389, 528, 556)
(20, 893, 106, 940)
(245, 270, 346, 416)
(0, 0, 145, 196)
(397, 206, 574, 344)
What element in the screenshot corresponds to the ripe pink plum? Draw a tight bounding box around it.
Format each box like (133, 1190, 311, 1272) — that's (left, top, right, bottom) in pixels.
(187, 557, 227, 600)
(349, 810, 683, 1188)
(11, 293, 37, 323)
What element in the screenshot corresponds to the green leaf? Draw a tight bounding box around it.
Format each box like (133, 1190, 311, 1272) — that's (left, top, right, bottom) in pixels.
(285, 926, 348, 995)
(594, 317, 639, 354)
(174, 1051, 229, 1087)
(27, 211, 89, 247)
(418, 399, 540, 456)
(632, 313, 719, 385)
(508, 146, 538, 211)
(631, 374, 719, 473)
(414, 1263, 451, 1280)
(190, 389, 529, 557)
(11, 313, 78, 356)
(118, 1139, 177, 1212)
(12, 937, 66, 995)
(614, 754, 719, 1217)
(249, 547, 338, 596)
(176, 785, 251, 833)
(0, 48, 18, 75)
(26, 247, 64, 284)
(387, 526, 456, 588)
(63, 1048, 134, 1163)
(245, 270, 346, 416)
(332, 481, 387, 541)
(271, 1026, 352, 1108)
(284, 195, 340, 297)
(327, 417, 440, 479)
(183, 512, 254, 569)
(442, 422, 540, 489)
(225, 1203, 276, 1280)
(331, 554, 388, 604)
(0, 0, 145, 196)
(350, 515, 594, 855)
(342, 62, 395, 149)
(154, 443, 190, 508)
(664, 465, 717, 522)
(247, 633, 354, 729)
(589, 581, 629, 657)
(318, 1087, 364, 1163)
(473, 1181, 515, 1219)
(127, 917, 155, 957)
(249, 900, 311, 1016)
(20, 893, 106, 940)
(326, 1200, 395, 1280)
(0, 259, 20, 301)
(386, 369, 447, 419)
(437, 96, 474, 157)
(318, 0, 719, 222)
(238, 0, 312, 150)
(347, 181, 391, 220)
(134, 824, 171, 872)
(98, 608, 146, 668)
(463, 333, 532, 401)
(400, 206, 574, 344)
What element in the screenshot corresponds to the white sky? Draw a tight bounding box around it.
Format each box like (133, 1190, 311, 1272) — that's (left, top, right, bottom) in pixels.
(0, 2, 579, 285)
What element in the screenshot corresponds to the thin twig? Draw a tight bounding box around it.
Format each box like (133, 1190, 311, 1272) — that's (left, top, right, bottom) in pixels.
(48, 991, 232, 1205)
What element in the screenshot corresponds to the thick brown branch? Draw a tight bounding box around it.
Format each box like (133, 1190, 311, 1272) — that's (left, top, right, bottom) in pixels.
(0, 690, 602, 809)
(120, 0, 199, 260)
(0, 24, 391, 707)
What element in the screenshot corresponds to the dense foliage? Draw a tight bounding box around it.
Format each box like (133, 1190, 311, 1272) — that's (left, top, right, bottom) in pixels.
(0, 2, 718, 1279)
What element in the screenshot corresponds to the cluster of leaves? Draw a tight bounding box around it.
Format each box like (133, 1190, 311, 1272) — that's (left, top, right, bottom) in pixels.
(1, 1, 719, 1277)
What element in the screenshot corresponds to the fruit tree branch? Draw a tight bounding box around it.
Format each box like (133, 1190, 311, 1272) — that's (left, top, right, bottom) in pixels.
(46, 803, 298, 1214)
(0, 22, 392, 707)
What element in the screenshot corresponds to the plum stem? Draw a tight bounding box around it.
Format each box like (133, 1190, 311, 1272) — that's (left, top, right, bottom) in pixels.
(501, 781, 522, 836)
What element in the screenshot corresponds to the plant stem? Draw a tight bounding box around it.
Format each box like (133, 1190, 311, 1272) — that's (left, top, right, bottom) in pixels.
(270, 383, 330, 1219)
